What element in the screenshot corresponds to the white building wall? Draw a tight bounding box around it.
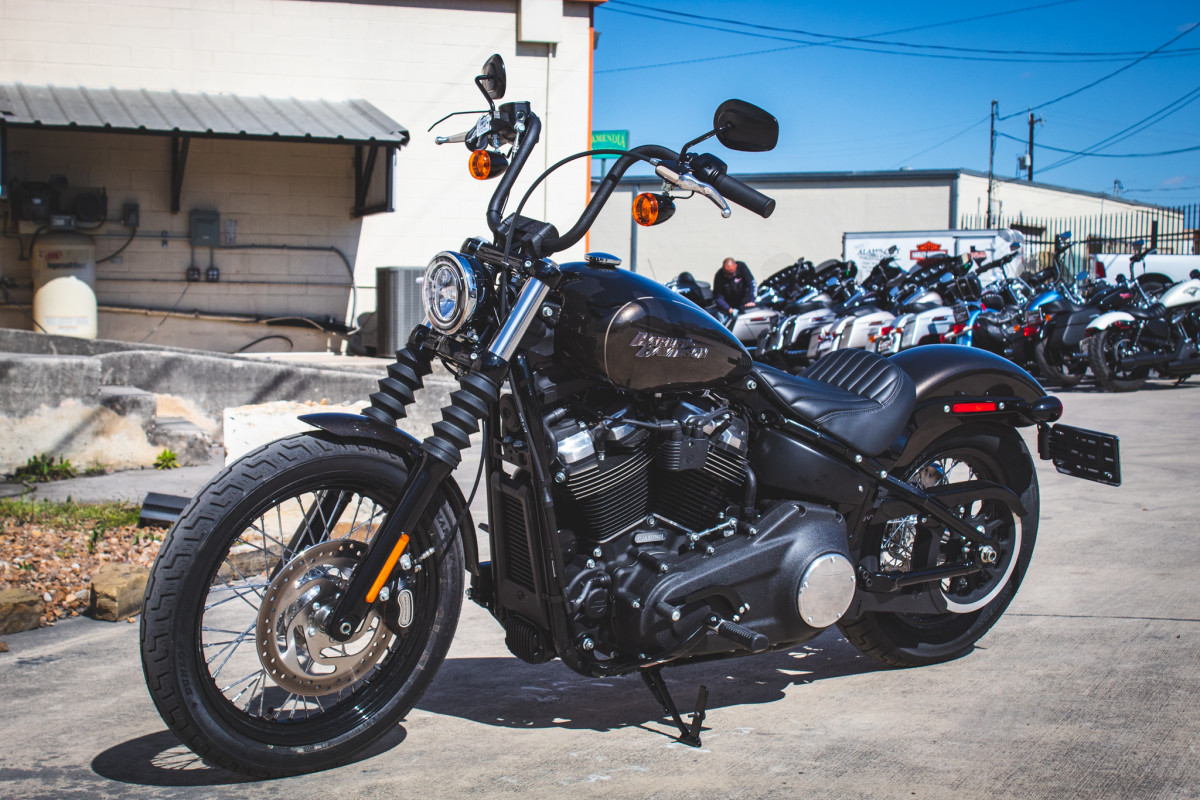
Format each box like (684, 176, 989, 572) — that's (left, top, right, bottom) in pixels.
(588, 175, 955, 286)
(0, 0, 596, 349)
(956, 173, 1153, 225)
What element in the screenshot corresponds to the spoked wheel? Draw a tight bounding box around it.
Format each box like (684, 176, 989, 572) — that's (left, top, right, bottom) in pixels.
(1033, 338, 1085, 389)
(839, 426, 1038, 667)
(140, 433, 464, 777)
(1088, 328, 1149, 392)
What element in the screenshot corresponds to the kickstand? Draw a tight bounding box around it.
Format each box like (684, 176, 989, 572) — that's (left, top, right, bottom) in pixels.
(640, 666, 708, 747)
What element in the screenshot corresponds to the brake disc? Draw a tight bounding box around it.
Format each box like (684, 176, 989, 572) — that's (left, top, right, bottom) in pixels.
(256, 539, 391, 696)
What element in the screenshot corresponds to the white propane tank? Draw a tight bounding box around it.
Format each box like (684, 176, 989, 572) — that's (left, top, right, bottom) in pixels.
(31, 231, 98, 339)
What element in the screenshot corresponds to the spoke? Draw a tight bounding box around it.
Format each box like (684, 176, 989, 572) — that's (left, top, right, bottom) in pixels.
(203, 582, 268, 612)
(344, 494, 366, 542)
(216, 558, 266, 605)
(207, 625, 256, 677)
(219, 668, 266, 696)
(349, 503, 385, 541)
(231, 670, 265, 711)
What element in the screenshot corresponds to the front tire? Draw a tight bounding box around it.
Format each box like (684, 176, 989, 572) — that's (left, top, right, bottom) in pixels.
(839, 426, 1039, 667)
(1088, 328, 1148, 392)
(140, 433, 464, 777)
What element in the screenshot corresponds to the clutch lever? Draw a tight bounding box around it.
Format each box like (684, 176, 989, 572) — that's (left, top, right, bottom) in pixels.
(655, 164, 732, 218)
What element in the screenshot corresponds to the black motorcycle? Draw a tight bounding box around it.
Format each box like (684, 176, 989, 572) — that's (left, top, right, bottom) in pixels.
(1030, 232, 1137, 388)
(140, 54, 1121, 776)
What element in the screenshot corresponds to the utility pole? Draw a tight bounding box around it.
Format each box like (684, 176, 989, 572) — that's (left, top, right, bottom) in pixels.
(1027, 110, 1043, 181)
(987, 100, 997, 228)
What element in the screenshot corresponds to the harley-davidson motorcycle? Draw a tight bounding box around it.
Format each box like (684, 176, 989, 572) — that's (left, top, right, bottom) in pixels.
(140, 55, 1122, 776)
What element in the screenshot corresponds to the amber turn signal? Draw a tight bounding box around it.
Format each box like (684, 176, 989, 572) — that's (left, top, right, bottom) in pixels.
(469, 150, 508, 180)
(632, 192, 676, 227)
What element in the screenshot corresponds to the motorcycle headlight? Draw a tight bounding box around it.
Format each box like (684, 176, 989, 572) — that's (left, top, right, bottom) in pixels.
(422, 251, 481, 335)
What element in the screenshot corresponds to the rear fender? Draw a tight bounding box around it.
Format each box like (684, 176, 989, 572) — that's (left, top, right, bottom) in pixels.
(299, 411, 480, 576)
(885, 345, 1055, 467)
(1086, 311, 1135, 334)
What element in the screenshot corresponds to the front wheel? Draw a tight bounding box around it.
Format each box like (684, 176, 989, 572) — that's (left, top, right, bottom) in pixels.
(839, 426, 1039, 667)
(1033, 338, 1085, 388)
(1088, 328, 1148, 392)
(140, 433, 464, 777)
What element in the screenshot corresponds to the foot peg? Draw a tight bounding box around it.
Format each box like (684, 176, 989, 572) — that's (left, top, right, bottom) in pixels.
(706, 615, 769, 653)
(641, 666, 708, 747)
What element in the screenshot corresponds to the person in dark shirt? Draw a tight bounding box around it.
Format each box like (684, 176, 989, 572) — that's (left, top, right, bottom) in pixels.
(713, 257, 756, 313)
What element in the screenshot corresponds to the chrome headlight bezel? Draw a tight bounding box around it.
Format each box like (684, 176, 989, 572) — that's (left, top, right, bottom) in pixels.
(422, 251, 481, 335)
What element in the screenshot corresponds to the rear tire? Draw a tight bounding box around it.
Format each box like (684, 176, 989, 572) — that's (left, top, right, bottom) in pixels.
(839, 426, 1038, 667)
(1088, 328, 1148, 392)
(140, 433, 464, 777)
(1033, 338, 1084, 388)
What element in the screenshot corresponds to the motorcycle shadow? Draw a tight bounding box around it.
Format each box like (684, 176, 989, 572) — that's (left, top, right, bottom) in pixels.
(91, 726, 408, 787)
(416, 628, 883, 738)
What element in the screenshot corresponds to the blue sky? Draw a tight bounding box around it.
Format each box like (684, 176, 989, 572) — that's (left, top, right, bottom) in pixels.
(590, 1, 1200, 207)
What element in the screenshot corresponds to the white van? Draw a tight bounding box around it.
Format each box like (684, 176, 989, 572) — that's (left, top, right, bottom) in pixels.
(1091, 253, 1200, 291)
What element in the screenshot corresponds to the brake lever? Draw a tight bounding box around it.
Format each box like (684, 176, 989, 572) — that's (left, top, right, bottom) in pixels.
(435, 131, 470, 145)
(655, 165, 732, 218)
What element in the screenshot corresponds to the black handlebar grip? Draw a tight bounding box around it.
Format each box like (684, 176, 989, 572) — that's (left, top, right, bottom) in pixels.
(709, 172, 776, 218)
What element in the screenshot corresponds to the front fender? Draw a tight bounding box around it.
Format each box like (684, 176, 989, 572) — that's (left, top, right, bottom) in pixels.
(1086, 310, 1135, 334)
(886, 345, 1050, 467)
(299, 411, 480, 576)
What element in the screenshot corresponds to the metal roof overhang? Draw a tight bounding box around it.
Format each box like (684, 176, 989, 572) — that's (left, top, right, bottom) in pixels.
(0, 83, 410, 217)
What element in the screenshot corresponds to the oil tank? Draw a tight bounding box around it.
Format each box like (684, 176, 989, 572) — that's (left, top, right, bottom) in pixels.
(31, 231, 98, 339)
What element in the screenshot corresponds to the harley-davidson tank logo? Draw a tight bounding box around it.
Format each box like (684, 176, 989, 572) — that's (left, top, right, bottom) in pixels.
(630, 331, 708, 359)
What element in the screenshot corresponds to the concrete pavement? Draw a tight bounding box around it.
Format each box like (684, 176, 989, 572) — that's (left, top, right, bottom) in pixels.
(1, 378, 1197, 799)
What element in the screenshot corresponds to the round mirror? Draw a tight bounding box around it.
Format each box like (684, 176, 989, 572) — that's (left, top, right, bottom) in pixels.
(479, 54, 506, 100)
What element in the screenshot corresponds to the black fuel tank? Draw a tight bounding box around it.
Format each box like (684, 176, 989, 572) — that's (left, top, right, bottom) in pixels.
(554, 263, 752, 392)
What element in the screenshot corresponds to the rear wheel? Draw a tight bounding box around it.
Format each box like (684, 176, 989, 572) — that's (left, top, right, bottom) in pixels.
(140, 433, 464, 776)
(839, 427, 1038, 667)
(1033, 338, 1085, 388)
(1088, 327, 1148, 392)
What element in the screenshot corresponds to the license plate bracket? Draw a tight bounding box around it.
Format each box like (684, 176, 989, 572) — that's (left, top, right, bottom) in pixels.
(1038, 423, 1121, 486)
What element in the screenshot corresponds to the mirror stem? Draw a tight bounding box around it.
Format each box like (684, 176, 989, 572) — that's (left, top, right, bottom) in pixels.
(678, 127, 722, 160)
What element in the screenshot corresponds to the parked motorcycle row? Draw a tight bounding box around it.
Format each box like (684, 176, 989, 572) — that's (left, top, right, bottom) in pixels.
(679, 232, 1200, 392)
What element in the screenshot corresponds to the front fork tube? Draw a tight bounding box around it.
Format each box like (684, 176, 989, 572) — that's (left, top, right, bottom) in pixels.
(325, 277, 550, 640)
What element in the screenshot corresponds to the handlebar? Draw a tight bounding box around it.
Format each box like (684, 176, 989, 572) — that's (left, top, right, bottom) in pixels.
(480, 109, 777, 260)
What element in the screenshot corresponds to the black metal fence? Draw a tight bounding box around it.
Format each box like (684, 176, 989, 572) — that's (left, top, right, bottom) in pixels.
(960, 202, 1199, 271)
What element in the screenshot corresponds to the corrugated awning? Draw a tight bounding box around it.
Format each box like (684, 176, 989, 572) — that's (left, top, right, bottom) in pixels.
(0, 83, 409, 146)
(0, 83, 406, 216)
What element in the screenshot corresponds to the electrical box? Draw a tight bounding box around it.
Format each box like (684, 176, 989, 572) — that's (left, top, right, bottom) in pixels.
(190, 209, 220, 247)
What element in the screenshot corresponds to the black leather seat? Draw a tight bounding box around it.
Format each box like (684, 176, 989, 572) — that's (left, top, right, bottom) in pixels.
(1128, 303, 1166, 321)
(752, 349, 916, 456)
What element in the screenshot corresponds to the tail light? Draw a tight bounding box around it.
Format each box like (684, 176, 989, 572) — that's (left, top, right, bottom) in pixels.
(952, 322, 967, 335)
(951, 401, 999, 414)
(1022, 326, 1037, 337)
(1094, 259, 1106, 279)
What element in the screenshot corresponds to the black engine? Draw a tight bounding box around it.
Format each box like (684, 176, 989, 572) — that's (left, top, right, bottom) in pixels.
(493, 390, 857, 665)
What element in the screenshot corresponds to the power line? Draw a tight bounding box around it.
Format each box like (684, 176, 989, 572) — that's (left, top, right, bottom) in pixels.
(895, 114, 991, 167)
(997, 23, 1200, 119)
(1123, 184, 1200, 192)
(597, 0, 1103, 74)
(1032, 82, 1200, 171)
(998, 131, 1200, 158)
(604, 0, 1200, 62)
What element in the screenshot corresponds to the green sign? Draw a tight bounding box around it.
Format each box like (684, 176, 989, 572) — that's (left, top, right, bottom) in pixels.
(591, 129, 629, 158)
